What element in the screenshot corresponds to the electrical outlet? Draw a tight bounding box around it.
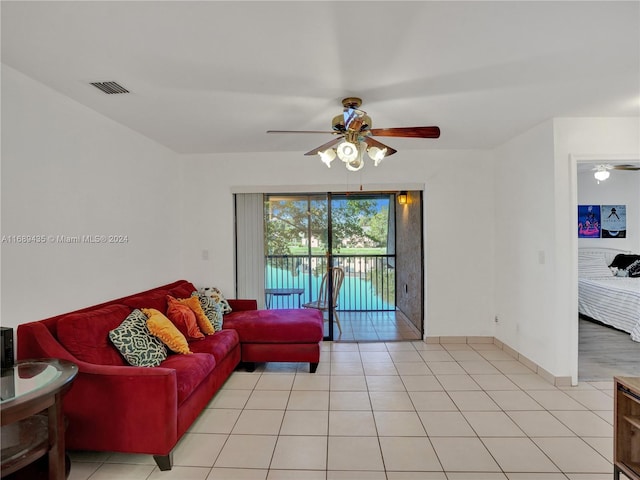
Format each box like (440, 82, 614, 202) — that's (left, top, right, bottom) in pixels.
(538, 250, 546, 265)
(494, 315, 499, 323)
(202, 249, 209, 260)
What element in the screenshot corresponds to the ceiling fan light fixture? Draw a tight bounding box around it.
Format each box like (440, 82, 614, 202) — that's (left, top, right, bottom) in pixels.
(367, 146, 387, 166)
(345, 157, 364, 172)
(336, 141, 359, 163)
(318, 148, 336, 168)
(345, 141, 367, 171)
(594, 166, 610, 181)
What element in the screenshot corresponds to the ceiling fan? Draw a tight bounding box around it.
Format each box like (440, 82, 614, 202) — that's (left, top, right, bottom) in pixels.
(267, 97, 440, 171)
(592, 163, 640, 181)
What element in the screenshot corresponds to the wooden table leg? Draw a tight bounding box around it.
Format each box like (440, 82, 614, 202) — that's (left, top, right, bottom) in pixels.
(47, 393, 66, 480)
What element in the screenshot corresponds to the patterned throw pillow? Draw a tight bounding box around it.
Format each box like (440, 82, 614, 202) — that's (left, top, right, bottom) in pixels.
(201, 287, 232, 314)
(108, 309, 167, 367)
(628, 259, 640, 278)
(192, 291, 224, 331)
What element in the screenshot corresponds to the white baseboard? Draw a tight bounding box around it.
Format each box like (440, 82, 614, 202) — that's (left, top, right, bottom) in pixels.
(424, 335, 572, 387)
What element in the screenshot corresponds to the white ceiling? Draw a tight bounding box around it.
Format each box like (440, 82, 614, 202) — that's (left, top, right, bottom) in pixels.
(2, 1, 639, 156)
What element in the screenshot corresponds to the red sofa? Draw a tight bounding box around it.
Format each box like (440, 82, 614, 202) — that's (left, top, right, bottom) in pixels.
(16, 280, 323, 470)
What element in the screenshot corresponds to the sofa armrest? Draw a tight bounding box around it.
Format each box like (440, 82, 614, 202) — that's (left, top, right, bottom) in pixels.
(18, 321, 179, 454)
(18, 321, 84, 363)
(227, 299, 257, 312)
(63, 363, 178, 454)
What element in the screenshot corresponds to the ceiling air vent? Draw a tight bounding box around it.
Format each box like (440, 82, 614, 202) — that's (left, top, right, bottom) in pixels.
(90, 81, 130, 95)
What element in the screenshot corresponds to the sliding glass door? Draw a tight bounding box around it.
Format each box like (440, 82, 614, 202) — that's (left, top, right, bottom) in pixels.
(329, 194, 395, 312)
(263, 192, 395, 340)
(264, 194, 328, 308)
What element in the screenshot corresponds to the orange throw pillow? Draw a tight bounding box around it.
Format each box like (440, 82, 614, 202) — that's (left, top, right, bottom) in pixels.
(167, 296, 204, 340)
(142, 308, 192, 354)
(177, 296, 215, 335)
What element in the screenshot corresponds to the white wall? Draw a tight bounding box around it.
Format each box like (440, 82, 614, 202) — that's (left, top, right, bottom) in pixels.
(494, 120, 560, 373)
(1, 66, 184, 328)
(180, 149, 497, 339)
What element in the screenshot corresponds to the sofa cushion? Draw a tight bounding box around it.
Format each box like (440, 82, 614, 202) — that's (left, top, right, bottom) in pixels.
(189, 329, 239, 364)
(58, 304, 131, 366)
(109, 309, 168, 367)
(122, 290, 169, 313)
(158, 353, 216, 406)
(223, 309, 323, 344)
(143, 308, 192, 354)
(167, 296, 204, 340)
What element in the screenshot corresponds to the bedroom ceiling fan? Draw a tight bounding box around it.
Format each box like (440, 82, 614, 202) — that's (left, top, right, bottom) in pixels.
(593, 163, 640, 181)
(267, 97, 440, 171)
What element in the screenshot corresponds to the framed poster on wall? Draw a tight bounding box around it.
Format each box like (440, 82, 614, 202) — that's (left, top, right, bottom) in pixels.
(578, 205, 601, 238)
(601, 204, 626, 238)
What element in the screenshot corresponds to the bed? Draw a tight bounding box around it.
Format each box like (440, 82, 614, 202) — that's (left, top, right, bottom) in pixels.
(578, 247, 640, 342)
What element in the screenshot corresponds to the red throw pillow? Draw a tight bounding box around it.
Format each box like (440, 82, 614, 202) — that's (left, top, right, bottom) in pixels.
(166, 296, 204, 340)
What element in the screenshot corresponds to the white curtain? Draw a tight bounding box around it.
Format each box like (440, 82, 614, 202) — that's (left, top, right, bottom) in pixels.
(234, 193, 265, 308)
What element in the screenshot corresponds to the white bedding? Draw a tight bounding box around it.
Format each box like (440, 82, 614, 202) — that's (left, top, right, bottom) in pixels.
(578, 276, 640, 342)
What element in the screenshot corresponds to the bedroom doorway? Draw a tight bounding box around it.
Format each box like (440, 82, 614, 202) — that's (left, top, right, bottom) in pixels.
(575, 156, 640, 381)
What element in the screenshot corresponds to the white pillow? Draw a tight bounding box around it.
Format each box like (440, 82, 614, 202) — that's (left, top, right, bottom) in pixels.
(579, 257, 614, 278)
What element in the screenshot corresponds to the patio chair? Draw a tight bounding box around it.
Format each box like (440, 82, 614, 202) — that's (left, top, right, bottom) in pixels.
(303, 266, 345, 334)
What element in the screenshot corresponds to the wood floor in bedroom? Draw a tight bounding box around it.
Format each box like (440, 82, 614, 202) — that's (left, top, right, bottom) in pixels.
(579, 317, 640, 381)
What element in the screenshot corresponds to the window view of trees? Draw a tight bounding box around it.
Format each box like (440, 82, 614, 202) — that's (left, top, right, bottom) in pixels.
(264, 195, 390, 255)
(264, 196, 325, 256)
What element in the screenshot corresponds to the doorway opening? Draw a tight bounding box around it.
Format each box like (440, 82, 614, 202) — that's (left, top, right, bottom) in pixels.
(573, 155, 640, 381)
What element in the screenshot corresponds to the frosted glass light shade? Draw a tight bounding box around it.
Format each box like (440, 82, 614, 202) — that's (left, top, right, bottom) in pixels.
(367, 146, 387, 166)
(345, 158, 364, 171)
(318, 149, 336, 168)
(337, 141, 358, 162)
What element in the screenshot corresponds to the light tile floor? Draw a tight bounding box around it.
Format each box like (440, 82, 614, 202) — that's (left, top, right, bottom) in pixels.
(68, 341, 631, 480)
(328, 311, 421, 342)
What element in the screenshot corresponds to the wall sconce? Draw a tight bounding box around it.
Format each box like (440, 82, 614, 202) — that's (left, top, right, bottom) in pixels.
(398, 191, 408, 205)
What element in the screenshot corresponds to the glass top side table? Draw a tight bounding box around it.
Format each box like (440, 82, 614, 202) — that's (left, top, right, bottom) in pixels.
(1, 359, 78, 480)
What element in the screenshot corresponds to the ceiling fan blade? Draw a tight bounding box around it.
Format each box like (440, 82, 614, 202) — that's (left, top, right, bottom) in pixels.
(370, 126, 440, 138)
(304, 136, 344, 156)
(363, 137, 397, 157)
(267, 130, 340, 135)
(612, 165, 640, 171)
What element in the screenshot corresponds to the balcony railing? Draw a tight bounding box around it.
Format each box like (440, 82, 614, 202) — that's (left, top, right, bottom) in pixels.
(265, 254, 395, 311)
